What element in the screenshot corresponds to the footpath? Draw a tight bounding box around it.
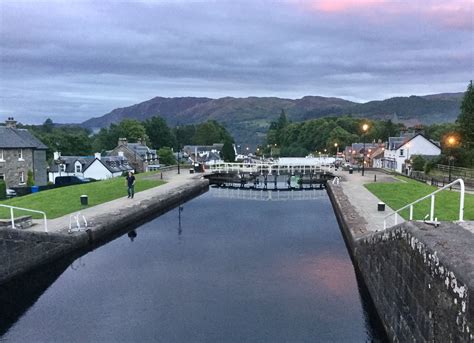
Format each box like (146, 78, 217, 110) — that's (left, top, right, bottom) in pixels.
(30, 169, 204, 234)
(331, 168, 473, 235)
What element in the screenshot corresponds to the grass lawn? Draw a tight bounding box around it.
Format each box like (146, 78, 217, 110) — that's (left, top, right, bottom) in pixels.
(365, 176, 474, 221)
(0, 173, 165, 219)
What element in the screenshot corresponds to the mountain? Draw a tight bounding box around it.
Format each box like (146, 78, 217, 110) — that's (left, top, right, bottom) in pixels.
(81, 92, 463, 145)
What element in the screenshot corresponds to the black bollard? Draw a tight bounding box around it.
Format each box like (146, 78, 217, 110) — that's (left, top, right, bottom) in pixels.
(374, 174, 377, 182)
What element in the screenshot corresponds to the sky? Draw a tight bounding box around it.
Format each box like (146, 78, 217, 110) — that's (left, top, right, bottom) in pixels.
(0, 0, 473, 124)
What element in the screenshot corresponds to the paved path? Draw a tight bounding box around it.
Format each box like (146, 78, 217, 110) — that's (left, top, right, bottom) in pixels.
(332, 169, 404, 233)
(31, 169, 203, 234)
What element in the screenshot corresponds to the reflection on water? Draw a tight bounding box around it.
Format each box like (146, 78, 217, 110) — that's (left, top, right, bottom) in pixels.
(211, 186, 326, 201)
(0, 188, 387, 342)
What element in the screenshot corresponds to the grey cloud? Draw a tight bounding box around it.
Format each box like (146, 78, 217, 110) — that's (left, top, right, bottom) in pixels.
(0, 0, 472, 124)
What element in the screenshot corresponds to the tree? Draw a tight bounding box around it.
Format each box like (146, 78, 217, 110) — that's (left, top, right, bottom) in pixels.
(27, 170, 35, 187)
(144, 116, 176, 149)
(221, 139, 236, 162)
(193, 120, 233, 145)
(458, 80, 474, 148)
(157, 147, 176, 165)
(411, 155, 426, 171)
(42, 118, 54, 133)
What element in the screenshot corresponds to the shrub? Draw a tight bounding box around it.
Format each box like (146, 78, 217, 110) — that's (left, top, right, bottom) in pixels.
(27, 170, 35, 187)
(411, 155, 426, 171)
(0, 180, 6, 200)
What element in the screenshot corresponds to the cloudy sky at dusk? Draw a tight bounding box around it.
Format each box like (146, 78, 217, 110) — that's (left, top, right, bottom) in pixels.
(0, 0, 472, 124)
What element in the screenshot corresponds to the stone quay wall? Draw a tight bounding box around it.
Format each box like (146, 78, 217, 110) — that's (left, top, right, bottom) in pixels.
(327, 182, 474, 342)
(0, 178, 209, 285)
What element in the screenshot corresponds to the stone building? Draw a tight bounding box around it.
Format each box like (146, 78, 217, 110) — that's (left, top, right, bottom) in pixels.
(0, 117, 48, 187)
(108, 138, 159, 173)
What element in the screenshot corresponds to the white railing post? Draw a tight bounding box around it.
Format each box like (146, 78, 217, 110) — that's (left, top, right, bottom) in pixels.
(430, 195, 435, 222)
(10, 207, 14, 229)
(383, 178, 465, 230)
(459, 179, 465, 222)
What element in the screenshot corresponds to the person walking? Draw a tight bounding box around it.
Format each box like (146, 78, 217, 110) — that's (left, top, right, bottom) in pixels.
(126, 171, 136, 198)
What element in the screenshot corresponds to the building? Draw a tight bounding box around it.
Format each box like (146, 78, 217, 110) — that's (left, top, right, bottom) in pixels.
(49, 152, 133, 182)
(182, 144, 227, 165)
(109, 138, 159, 172)
(343, 142, 381, 166)
(382, 133, 441, 174)
(0, 117, 48, 187)
(370, 147, 386, 168)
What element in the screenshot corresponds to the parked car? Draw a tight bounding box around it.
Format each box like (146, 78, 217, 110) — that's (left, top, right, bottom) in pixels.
(54, 176, 91, 187)
(6, 188, 17, 198)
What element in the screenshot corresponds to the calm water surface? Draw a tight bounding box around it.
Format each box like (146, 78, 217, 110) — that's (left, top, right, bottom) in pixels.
(0, 188, 387, 342)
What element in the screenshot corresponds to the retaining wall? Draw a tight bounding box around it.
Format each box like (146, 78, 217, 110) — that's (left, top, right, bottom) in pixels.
(0, 179, 209, 285)
(327, 182, 474, 342)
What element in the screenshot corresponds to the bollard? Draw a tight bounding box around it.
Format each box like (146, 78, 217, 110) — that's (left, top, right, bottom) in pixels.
(374, 174, 377, 182)
(80, 195, 88, 206)
(160, 172, 163, 179)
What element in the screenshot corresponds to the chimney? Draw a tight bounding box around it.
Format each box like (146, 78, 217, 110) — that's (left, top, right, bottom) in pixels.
(53, 151, 61, 160)
(5, 117, 17, 128)
(118, 137, 128, 146)
(94, 152, 101, 160)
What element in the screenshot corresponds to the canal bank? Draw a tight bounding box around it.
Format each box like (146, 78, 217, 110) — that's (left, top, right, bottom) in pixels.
(0, 171, 209, 285)
(327, 169, 474, 341)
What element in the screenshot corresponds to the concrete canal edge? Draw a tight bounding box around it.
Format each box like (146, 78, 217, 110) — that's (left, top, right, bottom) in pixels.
(327, 182, 474, 342)
(0, 178, 209, 285)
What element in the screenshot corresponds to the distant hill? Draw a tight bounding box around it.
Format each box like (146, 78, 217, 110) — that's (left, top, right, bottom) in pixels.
(81, 92, 463, 145)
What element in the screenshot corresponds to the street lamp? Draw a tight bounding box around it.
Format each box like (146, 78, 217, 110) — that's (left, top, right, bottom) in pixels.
(446, 135, 458, 182)
(362, 123, 369, 176)
(334, 142, 339, 156)
(176, 125, 180, 174)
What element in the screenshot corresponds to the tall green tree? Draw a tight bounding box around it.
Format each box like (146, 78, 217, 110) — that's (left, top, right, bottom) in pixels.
(157, 147, 176, 165)
(458, 80, 474, 148)
(193, 120, 232, 145)
(144, 116, 176, 149)
(221, 139, 236, 162)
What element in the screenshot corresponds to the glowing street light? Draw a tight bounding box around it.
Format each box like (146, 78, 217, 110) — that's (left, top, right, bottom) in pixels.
(362, 123, 369, 176)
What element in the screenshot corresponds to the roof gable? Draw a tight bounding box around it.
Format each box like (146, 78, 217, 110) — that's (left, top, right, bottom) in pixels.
(0, 127, 48, 149)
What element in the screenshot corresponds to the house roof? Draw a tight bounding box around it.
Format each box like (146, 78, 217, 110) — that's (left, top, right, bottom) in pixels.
(397, 133, 441, 150)
(119, 143, 157, 160)
(0, 126, 48, 149)
(49, 156, 95, 172)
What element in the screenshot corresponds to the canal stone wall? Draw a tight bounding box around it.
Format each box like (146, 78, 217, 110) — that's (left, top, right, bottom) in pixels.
(0, 178, 209, 285)
(0, 229, 86, 285)
(327, 182, 474, 342)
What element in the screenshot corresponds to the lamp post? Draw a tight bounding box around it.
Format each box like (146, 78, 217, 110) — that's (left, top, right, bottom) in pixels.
(334, 142, 339, 157)
(362, 123, 369, 176)
(176, 125, 180, 174)
(446, 135, 457, 183)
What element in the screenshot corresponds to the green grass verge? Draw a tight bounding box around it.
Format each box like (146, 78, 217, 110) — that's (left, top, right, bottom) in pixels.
(0, 174, 165, 219)
(365, 176, 474, 221)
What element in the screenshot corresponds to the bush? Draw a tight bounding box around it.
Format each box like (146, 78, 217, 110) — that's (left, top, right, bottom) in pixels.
(0, 180, 6, 200)
(27, 170, 35, 187)
(411, 155, 426, 171)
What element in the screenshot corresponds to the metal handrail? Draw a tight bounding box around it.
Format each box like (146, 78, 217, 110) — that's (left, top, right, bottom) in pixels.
(0, 204, 48, 232)
(383, 178, 465, 230)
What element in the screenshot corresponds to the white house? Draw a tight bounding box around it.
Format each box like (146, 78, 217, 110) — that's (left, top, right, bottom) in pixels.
(49, 152, 133, 182)
(382, 133, 441, 174)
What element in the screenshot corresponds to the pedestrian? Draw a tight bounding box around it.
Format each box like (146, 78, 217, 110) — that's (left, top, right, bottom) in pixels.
(126, 171, 136, 198)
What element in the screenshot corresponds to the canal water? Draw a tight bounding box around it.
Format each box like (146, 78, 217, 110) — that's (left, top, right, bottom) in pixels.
(0, 188, 387, 342)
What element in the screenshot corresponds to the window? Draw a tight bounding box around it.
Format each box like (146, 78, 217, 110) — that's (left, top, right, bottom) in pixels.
(0, 149, 4, 161)
(19, 171, 25, 184)
(399, 149, 404, 157)
(18, 149, 24, 160)
(0, 174, 4, 180)
(60, 164, 66, 172)
(75, 164, 81, 173)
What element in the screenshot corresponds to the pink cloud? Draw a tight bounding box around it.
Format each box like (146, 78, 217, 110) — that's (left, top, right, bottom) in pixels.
(307, 0, 387, 13)
(293, 0, 473, 31)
